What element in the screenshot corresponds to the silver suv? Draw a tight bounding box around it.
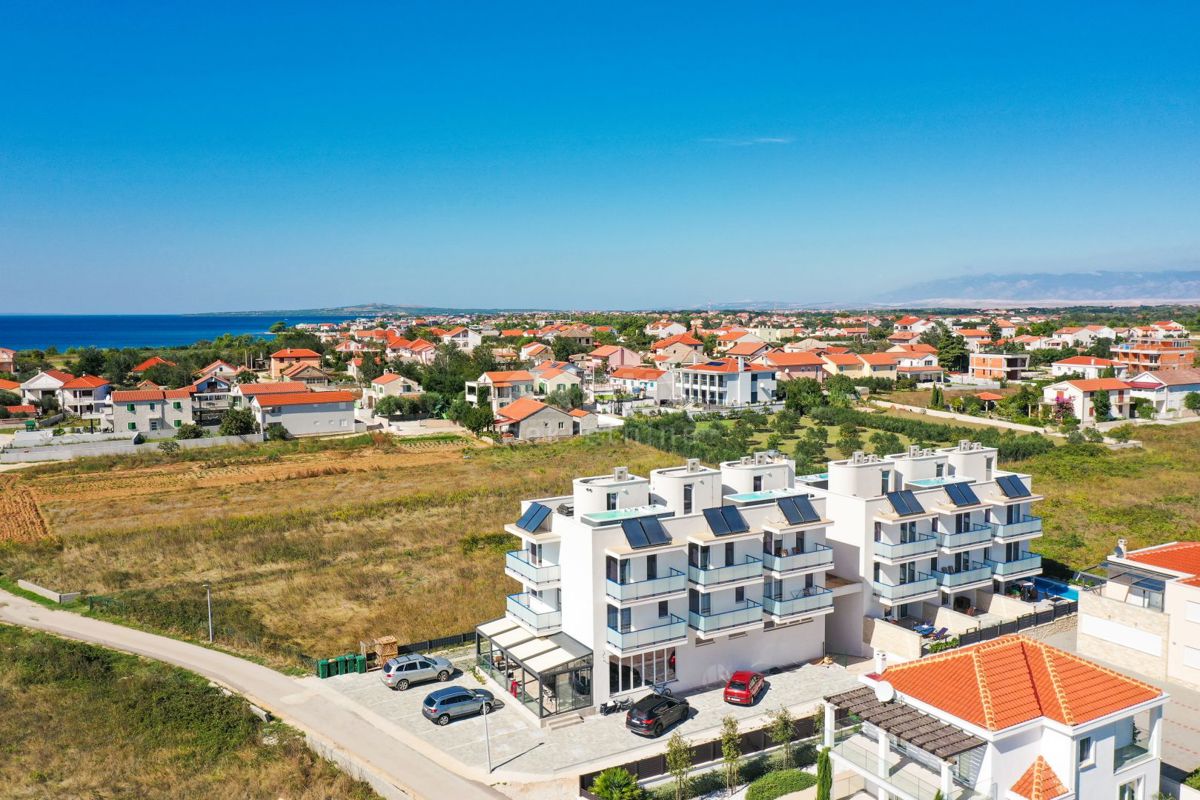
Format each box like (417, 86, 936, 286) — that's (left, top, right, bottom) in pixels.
(380, 653, 454, 690)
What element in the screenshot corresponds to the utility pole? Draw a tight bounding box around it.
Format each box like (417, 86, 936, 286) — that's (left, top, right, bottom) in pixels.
(482, 695, 493, 773)
(204, 583, 213, 643)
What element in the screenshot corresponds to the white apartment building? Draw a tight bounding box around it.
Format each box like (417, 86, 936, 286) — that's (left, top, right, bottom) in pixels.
(110, 388, 195, 433)
(823, 635, 1167, 800)
(672, 358, 777, 407)
(807, 442, 1044, 664)
(476, 453, 846, 722)
(250, 390, 355, 437)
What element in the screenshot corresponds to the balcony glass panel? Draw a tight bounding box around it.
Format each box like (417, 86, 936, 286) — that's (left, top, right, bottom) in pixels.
(872, 574, 939, 603)
(763, 588, 833, 617)
(689, 600, 763, 633)
(506, 593, 561, 632)
(606, 614, 687, 650)
(688, 555, 763, 586)
(985, 554, 1042, 576)
(505, 551, 561, 583)
(874, 534, 938, 560)
(606, 568, 687, 601)
(762, 544, 833, 572)
(990, 516, 1042, 539)
(1114, 742, 1151, 771)
(934, 562, 992, 588)
(832, 734, 985, 800)
(939, 525, 993, 549)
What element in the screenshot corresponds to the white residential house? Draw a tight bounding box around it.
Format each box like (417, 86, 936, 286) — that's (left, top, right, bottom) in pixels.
(535, 367, 582, 397)
(520, 342, 551, 362)
(58, 375, 111, 420)
(1125, 368, 1200, 417)
(493, 397, 578, 441)
(440, 326, 482, 352)
(893, 316, 936, 335)
(20, 369, 74, 406)
(367, 372, 423, 410)
(250, 390, 356, 437)
(1050, 355, 1125, 380)
(476, 453, 840, 721)
(672, 358, 777, 407)
(466, 370, 536, 412)
(610, 367, 671, 401)
(823, 635, 1167, 800)
(110, 388, 195, 433)
(644, 320, 687, 339)
(808, 442, 1045, 664)
(1042, 379, 1132, 424)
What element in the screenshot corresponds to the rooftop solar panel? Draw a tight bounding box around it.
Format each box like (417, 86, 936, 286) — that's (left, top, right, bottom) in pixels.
(621, 518, 650, 549)
(779, 496, 821, 525)
(703, 507, 731, 536)
(886, 490, 925, 517)
(945, 482, 980, 507)
(721, 505, 749, 533)
(641, 516, 672, 546)
(997, 475, 1032, 498)
(515, 504, 538, 530)
(521, 503, 552, 532)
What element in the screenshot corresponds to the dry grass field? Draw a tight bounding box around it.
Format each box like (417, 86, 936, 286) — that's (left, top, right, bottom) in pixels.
(0, 624, 379, 799)
(0, 433, 676, 667)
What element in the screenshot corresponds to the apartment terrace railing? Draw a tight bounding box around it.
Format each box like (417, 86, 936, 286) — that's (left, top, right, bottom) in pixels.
(874, 534, 938, 561)
(606, 614, 688, 651)
(933, 562, 993, 589)
(688, 555, 763, 587)
(762, 544, 834, 573)
(689, 600, 763, 634)
(990, 516, 1042, 540)
(939, 525, 994, 550)
(504, 551, 561, 584)
(1114, 741, 1152, 771)
(506, 593, 561, 633)
(763, 587, 834, 617)
(950, 601, 1078, 649)
(832, 733, 986, 800)
(605, 568, 687, 602)
(872, 574, 939, 603)
(985, 554, 1042, 576)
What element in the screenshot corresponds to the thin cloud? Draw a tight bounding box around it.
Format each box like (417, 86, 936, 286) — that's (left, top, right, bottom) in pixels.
(700, 136, 795, 147)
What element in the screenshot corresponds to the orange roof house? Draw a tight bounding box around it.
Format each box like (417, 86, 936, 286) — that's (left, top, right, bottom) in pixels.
(131, 356, 176, 373)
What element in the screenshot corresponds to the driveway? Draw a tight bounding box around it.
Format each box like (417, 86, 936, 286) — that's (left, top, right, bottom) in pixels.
(0, 588, 503, 800)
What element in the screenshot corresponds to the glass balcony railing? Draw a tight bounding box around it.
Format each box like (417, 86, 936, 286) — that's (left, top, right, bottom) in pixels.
(762, 544, 833, 572)
(689, 600, 763, 633)
(874, 534, 938, 560)
(934, 562, 993, 588)
(872, 574, 939, 603)
(606, 568, 687, 601)
(832, 734, 986, 800)
(763, 588, 834, 617)
(939, 525, 993, 550)
(1114, 741, 1152, 771)
(985, 554, 1042, 576)
(688, 555, 763, 587)
(990, 516, 1042, 539)
(606, 614, 687, 651)
(506, 593, 561, 633)
(504, 551, 561, 584)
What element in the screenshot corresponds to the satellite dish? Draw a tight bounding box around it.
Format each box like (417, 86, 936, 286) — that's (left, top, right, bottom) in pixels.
(875, 681, 895, 703)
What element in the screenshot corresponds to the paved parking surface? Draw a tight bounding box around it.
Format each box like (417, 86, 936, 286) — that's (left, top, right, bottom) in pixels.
(311, 659, 860, 781)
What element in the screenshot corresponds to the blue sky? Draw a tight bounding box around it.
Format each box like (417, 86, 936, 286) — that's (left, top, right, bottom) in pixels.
(2, 3, 1198, 313)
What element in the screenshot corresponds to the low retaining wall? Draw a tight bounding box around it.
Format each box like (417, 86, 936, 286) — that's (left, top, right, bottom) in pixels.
(1, 433, 262, 463)
(17, 579, 81, 605)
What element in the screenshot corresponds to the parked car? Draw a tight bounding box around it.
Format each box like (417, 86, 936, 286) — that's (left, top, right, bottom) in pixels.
(380, 653, 454, 691)
(625, 692, 690, 737)
(723, 670, 766, 705)
(421, 686, 496, 726)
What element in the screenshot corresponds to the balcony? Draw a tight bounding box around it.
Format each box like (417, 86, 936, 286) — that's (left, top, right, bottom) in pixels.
(832, 733, 986, 800)
(939, 525, 993, 550)
(985, 554, 1042, 577)
(504, 551, 561, 585)
(688, 555, 763, 587)
(990, 516, 1042, 540)
(763, 588, 834, 618)
(606, 614, 687, 653)
(762, 544, 833, 573)
(872, 574, 939, 604)
(1114, 741, 1152, 771)
(689, 600, 763, 634)
(934, 562, 993, 589)
(606, 568, 687, 602)
(506, 593, 561, 634)
(874, 534, 938, 561)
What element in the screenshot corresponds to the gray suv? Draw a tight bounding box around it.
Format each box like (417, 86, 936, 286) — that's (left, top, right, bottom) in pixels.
(422, 686, 496, 725)
(380, 653, 454, 690)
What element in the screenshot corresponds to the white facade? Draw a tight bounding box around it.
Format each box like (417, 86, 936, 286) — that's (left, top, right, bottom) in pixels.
(251, 394, 355, 437)
(672, 361, 777, 407)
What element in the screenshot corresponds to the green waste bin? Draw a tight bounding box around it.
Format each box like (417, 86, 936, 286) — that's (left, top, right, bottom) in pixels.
(335, 655, 347, 675)
(356, 654, 367, 674)
(317, 659, 330, 679)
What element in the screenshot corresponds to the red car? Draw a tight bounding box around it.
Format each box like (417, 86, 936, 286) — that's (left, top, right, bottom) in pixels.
(723, 670, 766, 705)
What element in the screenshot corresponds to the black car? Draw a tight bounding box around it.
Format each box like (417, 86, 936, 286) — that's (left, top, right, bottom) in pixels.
(625, 692, 690, 737)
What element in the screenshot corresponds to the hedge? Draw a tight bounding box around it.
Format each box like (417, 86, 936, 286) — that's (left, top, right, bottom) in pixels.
(745, 769, 817, 800)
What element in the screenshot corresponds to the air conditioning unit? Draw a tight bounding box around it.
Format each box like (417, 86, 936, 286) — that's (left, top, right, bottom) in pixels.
(613, 466, 629, 481)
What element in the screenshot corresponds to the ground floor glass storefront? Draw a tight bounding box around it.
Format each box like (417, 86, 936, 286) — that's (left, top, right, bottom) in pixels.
(608, 646, 677, 695)
(475, 617, 593, 719)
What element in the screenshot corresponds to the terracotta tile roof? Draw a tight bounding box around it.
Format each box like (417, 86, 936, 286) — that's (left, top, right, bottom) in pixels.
(977, 391, 1004, 401)
(407, 338, 436, 352)
(442, 326, 468, 337)
(483, 370, 534, 383)
(957, 328, 991, 337)
(880, 635, 1162, 731)
(762, 351, 823, 367)
(0, 378, 20, 391)
(589, 345, 621, 357)
(494, 396, 553, 422)
(254, 390, 355, 408)
(650, 333, 702, 350)
(42, 369, 76, 383)
(1131, 368, 1200, 387)
(236, 381, 310, 396)
(1064, 378, 1130, 392)
(61, 374, 109, 389)
(726, 341, 766, 356)
(270, 348, 320, 359)
(1124, 541, 1200, 579)
(859, 353, 899, 366)
(165, 387, 194, 399)
(1054, 355, 1118, 367)
(717, 330, 749, 342)
(681, 358, 773, 374)
(111, 389, 169, 402)
(132, 356, 175, 372)
(823, 353, 862, 366)
(500, 329, 525, 337)
(371, 373, 407, 385)
(5, 404, 36, 414)
(895, 316, 921, 326)
(567, 408, 590, 418)
(612, 367, 665, 380)
(1010, 756, 1070, 800)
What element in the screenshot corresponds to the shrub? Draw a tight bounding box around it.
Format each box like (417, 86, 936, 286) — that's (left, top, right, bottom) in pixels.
(157, 439, 181, 454)
(590, 766, 644, 800)
(265, 423, 288, 441)
(175, 423, 204, 440)
(745, 769, 817, 800)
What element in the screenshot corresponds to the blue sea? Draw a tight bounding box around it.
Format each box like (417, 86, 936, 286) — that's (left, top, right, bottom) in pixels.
(0, 314, 357, 351)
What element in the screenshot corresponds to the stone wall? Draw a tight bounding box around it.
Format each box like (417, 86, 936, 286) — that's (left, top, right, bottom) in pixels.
(1077, 589, 1169, 680)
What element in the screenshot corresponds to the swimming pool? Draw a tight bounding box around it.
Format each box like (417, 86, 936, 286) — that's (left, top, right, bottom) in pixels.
(1033, 576, 1079, 602)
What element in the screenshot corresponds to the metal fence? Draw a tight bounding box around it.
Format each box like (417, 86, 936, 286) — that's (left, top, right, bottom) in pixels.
(395, 630, 476, 655)
(579, 713, 825, 793)
(954, 601, 1077, 649)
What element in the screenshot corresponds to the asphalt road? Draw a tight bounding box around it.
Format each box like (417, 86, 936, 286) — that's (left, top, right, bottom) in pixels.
(0, 588, 504, 800)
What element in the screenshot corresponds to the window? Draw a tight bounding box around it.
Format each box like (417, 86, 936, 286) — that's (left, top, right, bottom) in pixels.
(126, 403, 135, 412)
(735, 586, 745, 604)
(880, 470, 890, 495)
(173, 401, 182, 410)
(1077, 736, 1093, 767)
(935, 463, 944, 478)
(646, 554, 657, 580)
(127, 422, 136, 431)
(606, 492, 618, 511)
(724, 542, 734, 565)
(753, 475, 763, 492)
(173, 420, 181, 428)
(149, 403, 156, 411)
(1118, 777, 1141, 800)
(658, 600, 668, 619)
(683, 484, 693, 514)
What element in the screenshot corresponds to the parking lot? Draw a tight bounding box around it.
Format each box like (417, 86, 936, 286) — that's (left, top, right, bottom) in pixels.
(307, 654, 860, 783)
